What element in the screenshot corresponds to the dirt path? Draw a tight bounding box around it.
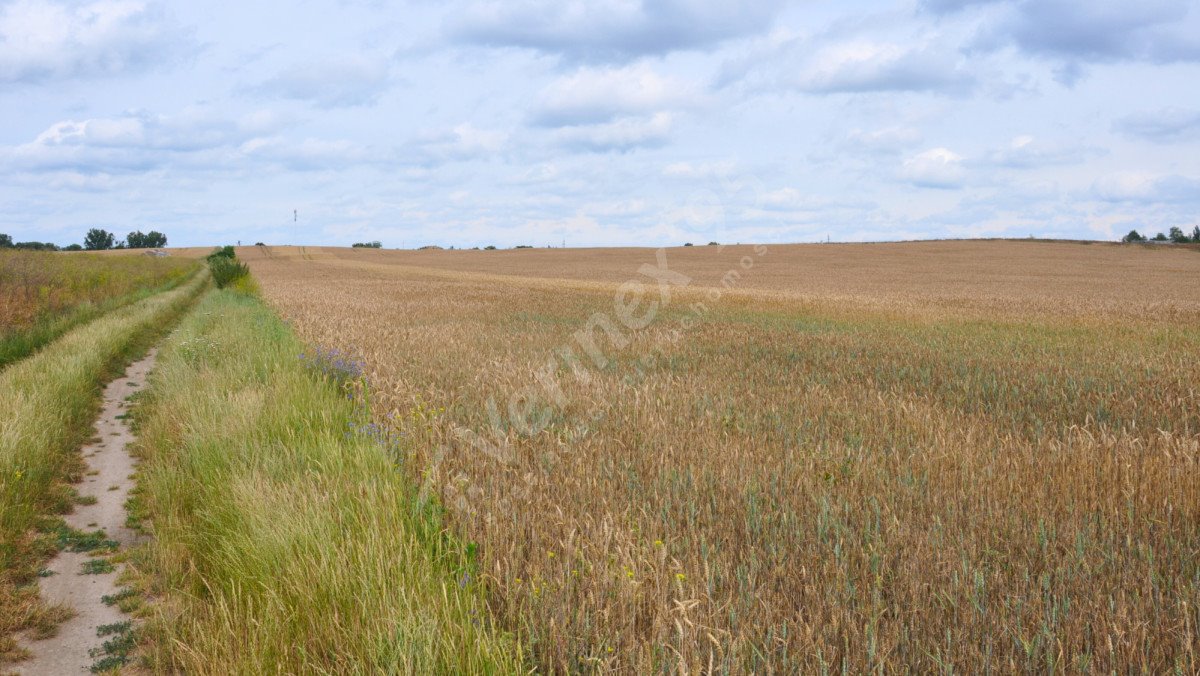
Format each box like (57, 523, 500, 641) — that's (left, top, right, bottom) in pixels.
(16, 350, 158, 675)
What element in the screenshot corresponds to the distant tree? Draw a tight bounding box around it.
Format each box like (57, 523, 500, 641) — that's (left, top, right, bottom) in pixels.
(84, 228, 115, 250)
(1192, 226, 1200, 243)
(1121, 229, 1146, 243)
(64, 243, 83, 251)
(1151, 232, 1169, 242)
(1168, 226, 1188, 243)
(126, 230, 168, 248)
(683, 242, 694, 246)
(515, 245, 533, 249)
(15, 241, 59, 251)
(0, 233, 12, 248)
(484, 245, 497, 250)
(351, 241, 382, 248)
(707, 241, 719, 246)
(255, 242, 265, 246)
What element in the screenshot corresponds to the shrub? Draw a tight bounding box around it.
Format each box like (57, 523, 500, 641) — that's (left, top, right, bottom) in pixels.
(227, 272, 260, 296)
(208, 256, 250, 289)
(484, 245, 497, 250)
(205, 246, 236, 262)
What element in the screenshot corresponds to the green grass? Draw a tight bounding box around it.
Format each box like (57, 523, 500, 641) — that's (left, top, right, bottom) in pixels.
(0, 273, 206, 663)
(128, 289, 525, 673)
(0, 251, 200, 369)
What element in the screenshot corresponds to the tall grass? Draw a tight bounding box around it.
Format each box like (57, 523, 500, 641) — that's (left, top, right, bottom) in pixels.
(248, 244, 1200, 673)
(0, 273, 206, 663)
(128, 290, 525, 673)
(0, 250, 199, 368)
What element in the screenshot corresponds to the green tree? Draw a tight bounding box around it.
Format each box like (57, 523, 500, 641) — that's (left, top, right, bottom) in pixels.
(0, 233, 12, 248)
(1191, 226, 1200, 243)
(1121, 229, 1146, 243)
(1151, 232, 1169, 241)
(126, 230, 169, 248)
(84, 228, 115, 250)
(1168, 226, 1188, 243)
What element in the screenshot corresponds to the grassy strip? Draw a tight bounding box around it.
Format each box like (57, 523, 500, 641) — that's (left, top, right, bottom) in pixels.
(0, 272, 207, 662)
(0, 267, 202, 370)
(128, 289, 525, 673)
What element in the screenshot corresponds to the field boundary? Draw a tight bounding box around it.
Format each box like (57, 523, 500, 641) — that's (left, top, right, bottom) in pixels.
(0, 271, 207, 665)
(0, 264, 203, 370)
(124, 288, 526, 673)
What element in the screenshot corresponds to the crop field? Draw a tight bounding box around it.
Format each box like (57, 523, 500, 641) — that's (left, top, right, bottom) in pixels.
(243, 241, 1200, 673)
(0, 250, 198, 367)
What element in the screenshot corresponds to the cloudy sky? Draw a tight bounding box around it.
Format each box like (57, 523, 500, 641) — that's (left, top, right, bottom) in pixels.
(2, 0, 1199, 248)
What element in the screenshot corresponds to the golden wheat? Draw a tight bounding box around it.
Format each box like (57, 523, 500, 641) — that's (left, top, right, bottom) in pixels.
(246, 242, 1199, 673)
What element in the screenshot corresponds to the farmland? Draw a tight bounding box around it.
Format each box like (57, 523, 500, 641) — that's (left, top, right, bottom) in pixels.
(243, 241, 1200, 673)
(0, 250, 198, 368)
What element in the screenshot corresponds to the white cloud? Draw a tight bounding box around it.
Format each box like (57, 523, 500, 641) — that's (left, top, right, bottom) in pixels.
(984, 135, 1102, 169)
(798, 41, 974, 94)
(1092, 172, 1200, 204)
(719, 32, 976, 95)
(0, 0, 186, 84)
(255, 56, 391, 108)
(3, 109, 291, 174)
(974, 0, 1200, 84)
(901, 147, 966, 188)
(662, 160, 736, 178)
(534, 64, 701, 126)
(1114, 107, 1200, 143)
(449, 0, 785, 61)
(844, 126, 923, 154)
(413, 123, 508, 163)
(553, 111, 674, 152)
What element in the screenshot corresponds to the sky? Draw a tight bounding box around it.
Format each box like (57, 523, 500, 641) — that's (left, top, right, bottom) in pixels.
(1, 0, 1199, 249)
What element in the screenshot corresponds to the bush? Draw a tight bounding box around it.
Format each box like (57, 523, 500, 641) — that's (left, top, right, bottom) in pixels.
(208, 255, 251, 289)
(352, 241, 383, 248)
(484, 245, 497, 250)
(206, 245, 236, 262)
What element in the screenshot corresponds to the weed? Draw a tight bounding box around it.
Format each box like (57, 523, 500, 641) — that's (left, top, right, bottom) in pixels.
(81, 559, 115, 575)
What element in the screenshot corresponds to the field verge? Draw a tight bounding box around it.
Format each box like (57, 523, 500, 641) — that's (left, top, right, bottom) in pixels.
(0, 251, 199, 369)
(127, 289, 525, 673)
(0, 272, 207, 662)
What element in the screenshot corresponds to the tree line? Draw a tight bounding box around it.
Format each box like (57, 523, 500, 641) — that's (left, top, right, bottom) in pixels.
(0, 228, 167, 252)
(1123, 226, 1200, 244)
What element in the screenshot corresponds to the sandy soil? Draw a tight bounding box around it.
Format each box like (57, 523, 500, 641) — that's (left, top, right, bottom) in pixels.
(15, 350, 157, 675)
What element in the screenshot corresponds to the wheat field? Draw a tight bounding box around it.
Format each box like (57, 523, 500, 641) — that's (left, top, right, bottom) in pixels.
(243, 241, 1199, 673)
